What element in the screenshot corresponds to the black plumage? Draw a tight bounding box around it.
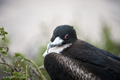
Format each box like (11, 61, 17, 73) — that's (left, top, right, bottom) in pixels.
(43, 25, 120, 80)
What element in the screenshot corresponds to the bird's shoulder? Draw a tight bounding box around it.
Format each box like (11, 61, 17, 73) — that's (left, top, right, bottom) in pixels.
(62, 39, 120, 74)
(62, 39, 120, 63)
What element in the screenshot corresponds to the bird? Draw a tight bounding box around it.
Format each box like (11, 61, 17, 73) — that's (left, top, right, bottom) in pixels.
(43, 25, 120, 80)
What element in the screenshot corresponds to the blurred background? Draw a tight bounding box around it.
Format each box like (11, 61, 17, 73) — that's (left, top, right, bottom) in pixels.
(0, 0, 120, 79)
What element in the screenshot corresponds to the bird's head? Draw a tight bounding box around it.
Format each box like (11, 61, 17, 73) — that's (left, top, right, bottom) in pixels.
(43, 25, 77, 57)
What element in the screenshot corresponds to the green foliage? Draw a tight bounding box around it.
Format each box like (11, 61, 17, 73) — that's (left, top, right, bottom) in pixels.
(0, 47, 8, 56)
(0, 27, 8, 41)
(0, 27, 45, 80)
(14, 52, 45, 80)
(14, 53, 24, 59)
(0, 27, 8, 56)
(2, 76, 25, 80)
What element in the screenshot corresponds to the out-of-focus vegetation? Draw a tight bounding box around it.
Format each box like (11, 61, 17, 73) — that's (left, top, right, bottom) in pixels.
(0, 27, 46, 80)
(101, 24, 120, 56)
(0, 24, 120, 80)
(93, 23, 120, 56)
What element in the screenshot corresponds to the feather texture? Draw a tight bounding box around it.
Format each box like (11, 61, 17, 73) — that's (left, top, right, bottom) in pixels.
(44, 39, 120, 80)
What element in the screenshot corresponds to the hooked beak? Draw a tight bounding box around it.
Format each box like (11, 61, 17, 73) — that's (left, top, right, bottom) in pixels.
(43, 37, 63, 57)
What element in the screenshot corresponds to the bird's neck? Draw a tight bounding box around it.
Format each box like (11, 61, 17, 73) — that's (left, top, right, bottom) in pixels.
(48, 43, 72, 54)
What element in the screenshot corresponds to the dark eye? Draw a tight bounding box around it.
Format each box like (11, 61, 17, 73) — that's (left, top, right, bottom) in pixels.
(64, 34, 69, 39)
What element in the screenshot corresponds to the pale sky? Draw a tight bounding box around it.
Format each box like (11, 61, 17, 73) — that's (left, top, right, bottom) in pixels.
(0, 0, 120, 56)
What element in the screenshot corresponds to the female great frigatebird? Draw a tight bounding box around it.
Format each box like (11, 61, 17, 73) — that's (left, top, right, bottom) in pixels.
(43, 25, 120, 80)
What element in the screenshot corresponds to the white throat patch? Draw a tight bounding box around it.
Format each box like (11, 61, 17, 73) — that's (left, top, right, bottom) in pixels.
(43, 43, 72, 57)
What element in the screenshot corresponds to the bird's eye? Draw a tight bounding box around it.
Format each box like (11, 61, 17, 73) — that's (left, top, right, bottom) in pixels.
(64, 34, 69, 39)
